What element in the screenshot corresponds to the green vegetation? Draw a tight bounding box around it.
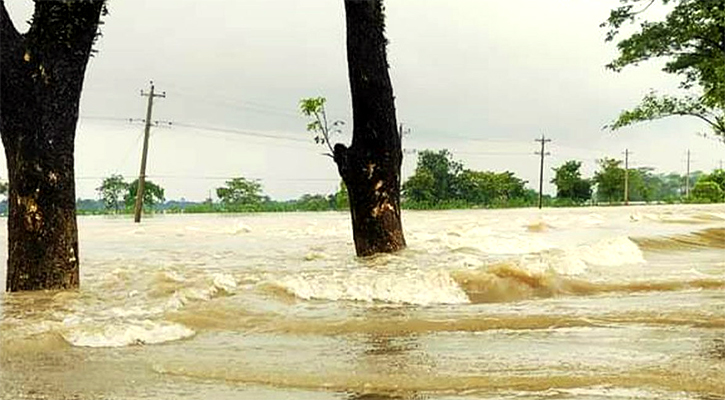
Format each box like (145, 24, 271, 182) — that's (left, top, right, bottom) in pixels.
(402, 150, 535, 208)
(93, 175, 165, 214)
(97, 174, 128, 213)
(551, 161, 592, 204)
(691, 169, 725, 202)
(299, 96, 345, 155)
(691, 181, 723, 203)
(604, 0, 725, 140)
(216, 177, 265, 212)
(593, 158, 626, 203)
(73, 163, 725, 217)
(125, 179, 165, 211)
(590, 157, 723, 204)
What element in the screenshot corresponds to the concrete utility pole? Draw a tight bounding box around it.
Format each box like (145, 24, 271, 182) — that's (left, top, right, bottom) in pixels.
(685, 150, 691, 198)
(134, 81, 166, 223)
(535, 134, 551, 209)
(623, 149, 630, 205)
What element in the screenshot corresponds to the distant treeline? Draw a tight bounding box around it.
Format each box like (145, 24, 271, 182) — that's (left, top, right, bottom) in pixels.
(8, 149, 719, 216)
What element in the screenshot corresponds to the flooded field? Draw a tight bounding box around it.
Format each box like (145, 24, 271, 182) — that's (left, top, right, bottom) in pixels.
(1, 205, 724, 399)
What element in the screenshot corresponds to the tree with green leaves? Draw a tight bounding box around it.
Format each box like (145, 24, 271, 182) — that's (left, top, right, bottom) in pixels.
(296, 194, 334, 211)
(97, 174, 128, 214)
(692, 168, 725, 202)
(457, 170, 528, 206)
(630, 167, 656, 202)
(1, 0, 106, 291)
(216, 177, 264, 211)
(402, 150, 463, 204)
(650, 172, 688, 200)
(124, 179, 165, 212)
(551, 160, 592, 203)
(300, 97, 345, 156)
(304, 0, 405, 257)
(604, 0, 725, 140)
(700, 168, 725, 191)
(403, 149, 532, 207)
(593, 158, 626, 203)
(692, 180, 724, 202)
(402, 169, 437, 204)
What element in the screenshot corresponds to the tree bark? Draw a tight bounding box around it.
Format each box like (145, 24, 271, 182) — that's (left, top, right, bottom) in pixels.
(336, 0, 406, 257)
(0, 0, 104, 291)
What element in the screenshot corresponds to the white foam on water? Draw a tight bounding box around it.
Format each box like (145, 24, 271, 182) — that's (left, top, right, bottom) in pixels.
(433, 225, 553, 255)
(166, 272, 238, 309)
(62, 319, 195, 348)
(515, 235, 646, 278)
(519, 253, 589, 276)
(212, 273, 238, 292)
(275, 269, 469, 305)
(571, 236, 646, 267)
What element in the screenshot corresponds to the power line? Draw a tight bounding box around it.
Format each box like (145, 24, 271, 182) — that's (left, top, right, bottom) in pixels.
(77, 174, 340, 183)
(159, 82, 303, 119)
(114, 131, 144, 172)
(173, 121, 309, 144)
(80, 116, 135, 123)
(403, 148, 531, 157)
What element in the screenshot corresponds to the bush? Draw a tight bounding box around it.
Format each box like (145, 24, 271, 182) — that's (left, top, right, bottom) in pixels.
(691, 181, 724, 203)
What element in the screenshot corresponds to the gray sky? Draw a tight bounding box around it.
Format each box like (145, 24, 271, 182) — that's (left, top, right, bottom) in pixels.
(4, 0, 724, 201)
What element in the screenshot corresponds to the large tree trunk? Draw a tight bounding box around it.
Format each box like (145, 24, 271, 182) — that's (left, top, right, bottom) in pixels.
(0, 1, 104, 291)
(335, 0, 406, 257)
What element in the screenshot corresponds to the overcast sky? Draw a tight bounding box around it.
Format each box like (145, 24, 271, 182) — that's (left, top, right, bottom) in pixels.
(4, 0, 724, 201)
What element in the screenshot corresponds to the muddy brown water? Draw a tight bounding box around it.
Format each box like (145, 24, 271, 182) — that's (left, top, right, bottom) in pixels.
(1, 205, 724, 399)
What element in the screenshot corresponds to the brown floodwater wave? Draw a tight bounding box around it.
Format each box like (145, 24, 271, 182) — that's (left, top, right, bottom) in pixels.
(153, 362, 725, 397)
(632, 228, 725, 252)
(452, 264, 725, 304)
(166, 304, 724, 336)
(0, 331, 70, 356)
(260, 263, 725, 306)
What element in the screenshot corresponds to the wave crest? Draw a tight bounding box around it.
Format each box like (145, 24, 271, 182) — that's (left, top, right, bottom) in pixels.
(270, 269, 469, 305)
(61, 319, 195, 348)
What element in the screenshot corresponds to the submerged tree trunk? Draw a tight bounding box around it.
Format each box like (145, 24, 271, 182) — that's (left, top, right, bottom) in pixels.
(335, 0, 406, 257)
(0, 1, 104, 291)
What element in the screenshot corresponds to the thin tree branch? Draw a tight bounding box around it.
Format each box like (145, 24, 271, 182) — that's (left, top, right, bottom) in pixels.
(632, 0, 657, 17)
(674, 111, 718, 128)
(319, 108, 335, 155)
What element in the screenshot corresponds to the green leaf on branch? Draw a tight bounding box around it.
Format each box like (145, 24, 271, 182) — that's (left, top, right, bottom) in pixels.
(607, 91, 725, 136)
(299, 96, 345, 156)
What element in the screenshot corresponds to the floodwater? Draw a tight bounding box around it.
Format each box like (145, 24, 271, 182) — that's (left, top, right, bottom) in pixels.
(0, 205, 723, 400)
